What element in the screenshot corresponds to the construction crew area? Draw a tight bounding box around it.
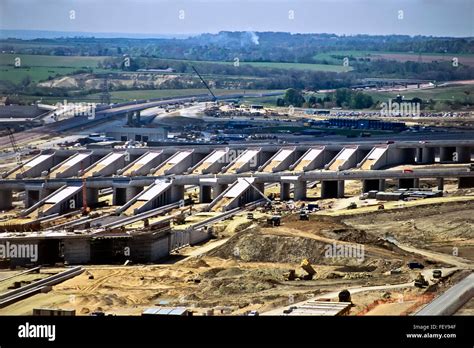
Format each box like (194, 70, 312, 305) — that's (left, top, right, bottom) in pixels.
(0, 140, 473, 316)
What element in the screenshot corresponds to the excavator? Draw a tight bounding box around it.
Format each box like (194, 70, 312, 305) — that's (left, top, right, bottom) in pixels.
(284, 259, 317, 281)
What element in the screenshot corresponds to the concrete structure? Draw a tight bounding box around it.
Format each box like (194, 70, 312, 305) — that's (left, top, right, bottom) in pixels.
(191, 149, 229, 174)
(209, 178, 264, 212)
(223, 149, 262, 174)
(106, 126, 168, 142)
(151, 150, 195, 176)
(416, 273, 474, 316)
(49, 152, 93, 178)
(119, 151, 164, 176)
(291, 147, 333, 172)
(23, 185, 83, 217)
(362, 179, 386, 193)
(120, 180, 184, 215)
(260, 148, 296, 173)
(81, 152, 126, 178)
(5, 153, 56, 179)
(0, 140, 472, 215)
(0, 227, 172, 265)
(326, 146, 369, 171)
(321, 180, 345, 198)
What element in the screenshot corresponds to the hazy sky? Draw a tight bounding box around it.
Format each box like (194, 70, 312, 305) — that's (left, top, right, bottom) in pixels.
(1, 0, 473, 37)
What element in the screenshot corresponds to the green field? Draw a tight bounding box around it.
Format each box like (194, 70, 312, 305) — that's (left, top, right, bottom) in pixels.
(314, 50, 474, 65)
(235, 61, 352, 72)
(0, 53, 107, 83)
(95, 88, 284, 102)
(366, 85, 474, 103)
(165, 58, 352, 73)
(15, 88, 283, 103)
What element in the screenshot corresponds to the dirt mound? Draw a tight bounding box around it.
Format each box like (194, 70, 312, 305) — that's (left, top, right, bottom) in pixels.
(209, 230, 325, 263)
(182, 258, 210, 268)
(209, 229, 374, 266)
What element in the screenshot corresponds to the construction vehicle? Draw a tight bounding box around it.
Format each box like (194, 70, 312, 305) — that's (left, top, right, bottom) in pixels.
(283, 269, 296, 281)
(408, 261, 424, 270)
(338, 289, 351, 303)
(347, 202, 357, 210)
(173, 213, 187, 225)
(267, 215, 281, 227)
(432, 269, 442, 279)
(300, 259, 316, 280)
(299, 210, 309, 220)
(285, 259, 316, 281)
(414, 273, 429, 288)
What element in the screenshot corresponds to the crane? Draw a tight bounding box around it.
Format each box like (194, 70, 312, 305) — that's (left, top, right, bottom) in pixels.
(5, 127, 24, 175)
(192, 66, 217, 102)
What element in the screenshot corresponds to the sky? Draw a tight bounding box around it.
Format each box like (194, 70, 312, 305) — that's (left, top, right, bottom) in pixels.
(0, 0, 473, 38)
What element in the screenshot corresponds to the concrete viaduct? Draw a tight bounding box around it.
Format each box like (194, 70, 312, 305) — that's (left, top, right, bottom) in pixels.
(0, 140, 473, 216)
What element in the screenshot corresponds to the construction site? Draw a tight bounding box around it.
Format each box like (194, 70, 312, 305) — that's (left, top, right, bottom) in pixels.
(0, 110, 473, 316)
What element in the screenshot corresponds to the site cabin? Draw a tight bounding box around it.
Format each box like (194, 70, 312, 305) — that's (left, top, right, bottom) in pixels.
(33, 308, 76, 316)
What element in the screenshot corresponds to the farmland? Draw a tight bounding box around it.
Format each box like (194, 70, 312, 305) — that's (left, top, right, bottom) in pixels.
(0, 54, 108, 83)
(314, 50, 474, 67)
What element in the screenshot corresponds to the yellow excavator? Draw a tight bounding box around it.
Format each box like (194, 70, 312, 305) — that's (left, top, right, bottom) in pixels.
(284, 259, 317, 281)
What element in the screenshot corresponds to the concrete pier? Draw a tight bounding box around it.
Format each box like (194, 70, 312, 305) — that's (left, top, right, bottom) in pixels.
(437, 177, 445, 191)
(421, 147, 436, 164)
(280, 183, 291, 201)
(293, 181, 307, 200)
